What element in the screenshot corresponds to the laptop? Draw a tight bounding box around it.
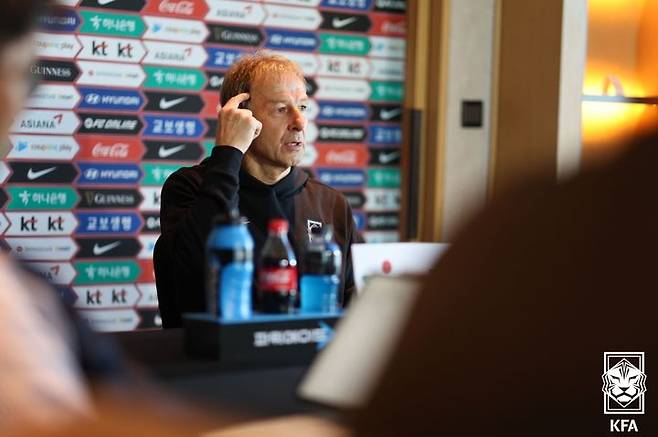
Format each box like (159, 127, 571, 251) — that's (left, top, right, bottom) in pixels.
(298, 275, 421, 409)
(351, 242, 449, 293)
(298, 243, 448, 409)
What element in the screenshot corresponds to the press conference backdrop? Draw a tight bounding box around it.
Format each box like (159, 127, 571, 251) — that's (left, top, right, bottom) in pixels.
(0, 0, 406, 332)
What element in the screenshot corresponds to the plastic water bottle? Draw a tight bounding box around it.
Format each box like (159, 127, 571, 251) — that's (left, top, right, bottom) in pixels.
(300, 225, 342, 314)
(206, 209, 254, 320)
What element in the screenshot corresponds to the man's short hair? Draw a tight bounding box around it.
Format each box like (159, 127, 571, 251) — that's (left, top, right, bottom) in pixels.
(220, 50, 306, 106)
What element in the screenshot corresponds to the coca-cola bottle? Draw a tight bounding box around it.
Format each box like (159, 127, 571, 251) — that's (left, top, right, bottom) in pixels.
(257, 219, 298, 314)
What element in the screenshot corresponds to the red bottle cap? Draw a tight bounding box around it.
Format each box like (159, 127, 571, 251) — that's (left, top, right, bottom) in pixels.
(268, 219, 289, 234)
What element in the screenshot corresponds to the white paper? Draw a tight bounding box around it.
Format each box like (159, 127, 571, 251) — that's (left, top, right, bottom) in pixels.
(351, 242, 449, 293)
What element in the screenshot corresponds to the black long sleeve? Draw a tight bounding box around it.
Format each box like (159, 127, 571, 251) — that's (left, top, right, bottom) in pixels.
(157, 147, 244, 321)
(156, 146, 361, 326)
(341, 199, 362, 306)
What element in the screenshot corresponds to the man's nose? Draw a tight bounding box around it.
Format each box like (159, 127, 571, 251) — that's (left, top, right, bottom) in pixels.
(290, 107, 307, 132)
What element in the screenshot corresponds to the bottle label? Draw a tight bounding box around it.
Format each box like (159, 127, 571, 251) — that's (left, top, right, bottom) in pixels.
(258, 267, 298, 292)
(301, 275, 339, 313)
(220, 262, 253, 320)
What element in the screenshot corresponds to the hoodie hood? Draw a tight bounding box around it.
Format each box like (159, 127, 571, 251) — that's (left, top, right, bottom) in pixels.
(239, 166, 309, 199)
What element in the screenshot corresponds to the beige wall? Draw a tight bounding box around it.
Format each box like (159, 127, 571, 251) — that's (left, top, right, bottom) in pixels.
(557, 0, 588, 181)
(440, 0, 496, 239)
(404, 0, 587, 241)
(582, 0, 658, 166)
(638, 0, 658, 95)
(490, 0, 587, 199)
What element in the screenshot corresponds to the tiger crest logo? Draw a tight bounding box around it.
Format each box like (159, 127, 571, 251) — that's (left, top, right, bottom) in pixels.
(602, 352, 646, 414)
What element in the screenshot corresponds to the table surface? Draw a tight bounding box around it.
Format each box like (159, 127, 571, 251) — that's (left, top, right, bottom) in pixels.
(109, 329, 332, 424)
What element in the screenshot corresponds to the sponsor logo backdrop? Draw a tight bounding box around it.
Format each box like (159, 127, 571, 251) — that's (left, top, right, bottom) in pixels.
(1, 0, 406, 331)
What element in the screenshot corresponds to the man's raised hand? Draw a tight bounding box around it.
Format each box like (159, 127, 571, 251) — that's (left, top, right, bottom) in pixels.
(215, 93, 262, 154)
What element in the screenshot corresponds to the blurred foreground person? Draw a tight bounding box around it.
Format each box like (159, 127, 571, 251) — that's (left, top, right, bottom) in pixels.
(0, 1, 126, 434)
(0, 4, 343, 436)
(0, 259, 91, 433)
(354, 130, 658, 435)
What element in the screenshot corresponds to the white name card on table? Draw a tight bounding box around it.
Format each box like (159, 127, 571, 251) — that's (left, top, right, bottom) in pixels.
(351, 242, 449, 293)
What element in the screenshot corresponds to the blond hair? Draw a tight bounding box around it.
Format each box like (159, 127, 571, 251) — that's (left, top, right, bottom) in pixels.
(219, 50, 306, 106)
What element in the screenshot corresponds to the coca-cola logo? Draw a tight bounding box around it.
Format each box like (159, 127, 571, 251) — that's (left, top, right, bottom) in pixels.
(92, 143, 130, 159)
(326, 150, 357, 165)
(258, 268, 297, 292)
(382, 21, 406, 34)
(317, 145, 367, 168)
(159, 0, 195, 15)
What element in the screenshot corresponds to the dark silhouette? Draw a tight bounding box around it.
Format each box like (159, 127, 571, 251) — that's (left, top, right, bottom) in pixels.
(354, 131, 658, 436)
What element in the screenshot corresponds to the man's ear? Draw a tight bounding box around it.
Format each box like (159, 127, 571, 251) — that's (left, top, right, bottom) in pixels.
(238, 98, 251, 110)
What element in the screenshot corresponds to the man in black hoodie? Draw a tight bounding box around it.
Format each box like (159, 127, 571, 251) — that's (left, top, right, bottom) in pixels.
(155, 52, 359, 327)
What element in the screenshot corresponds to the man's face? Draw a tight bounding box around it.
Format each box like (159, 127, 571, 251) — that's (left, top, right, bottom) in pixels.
(247, 71, 308, 170)
(0, 36, 35, 146)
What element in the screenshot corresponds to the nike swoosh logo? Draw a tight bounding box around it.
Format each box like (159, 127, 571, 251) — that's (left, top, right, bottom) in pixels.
(93, 241, 121, 256)
(98, 0, 117, 5)
(27, 167, 57, 180)
(159, 97, 187, 110)
(332, 17, 358, 28)
(379, 151, 400, 164)
(159, 144, 186, 158)
(380, 108, 402, 120)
